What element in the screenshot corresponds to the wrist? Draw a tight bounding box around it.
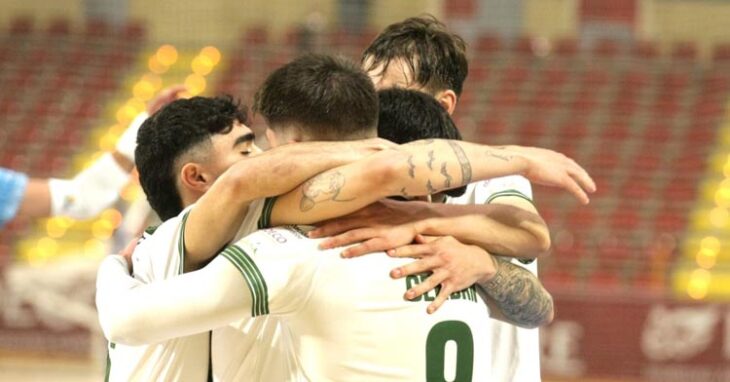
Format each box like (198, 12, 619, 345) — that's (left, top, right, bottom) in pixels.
(477, 253, 500, 285)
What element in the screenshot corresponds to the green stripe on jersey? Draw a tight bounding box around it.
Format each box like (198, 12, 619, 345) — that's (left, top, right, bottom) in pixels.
(257, 196, 277, 229)
(178, 211, 191, 275)
(221, 245, 269, 316)
(486, 189, 534, 205)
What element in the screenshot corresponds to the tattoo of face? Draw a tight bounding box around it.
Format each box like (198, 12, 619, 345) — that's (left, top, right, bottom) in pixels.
(480, 257, 553, 328)
(407, 155, 415, 178)
(427, 150, 435, 170)
(447, 141, 472, 185)
(440, 162, 453, 188)
(300, 171, 355, 211)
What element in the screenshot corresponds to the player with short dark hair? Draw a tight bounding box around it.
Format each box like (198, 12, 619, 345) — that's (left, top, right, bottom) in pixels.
(361, 15, 547, 381)
(254, 54, 378, 144)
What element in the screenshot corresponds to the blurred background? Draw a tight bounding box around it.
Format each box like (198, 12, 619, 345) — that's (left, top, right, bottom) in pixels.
(0, 0, 729, 381)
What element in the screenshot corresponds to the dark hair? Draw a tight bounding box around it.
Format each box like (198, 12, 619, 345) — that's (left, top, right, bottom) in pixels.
(135, 96, 248, 220)
(377, 88, 466, 198)
(362, 15, 468, 96)
(253, 54, 378, 140)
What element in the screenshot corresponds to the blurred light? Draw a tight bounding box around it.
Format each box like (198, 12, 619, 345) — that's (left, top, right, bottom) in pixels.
(99, 132, 119, 151)
(191, 55, 214, 76)
(116, 104, 140, 124)
(155, 44, 178, 66)
(84, 239, 106, 258)
(101, 209, 123, 228)
(200, 46, 221, 65)
(121, 183, 142, 202)
(714, 186, 730, 208)
(46, 218, 67, 238)
(723, 156, 730, 178)
(687, 268, 712, 299)
(133, 80, 156, 101)
(26, 247, 44, 266)
(92, 219, 115, 240)
(142, 73, 163, 90)
(148, 56, 169, 74)
(700, 236, 721, 253)
(185, 74, 206, 95)
(37, 237, 58, 258)
(709, 207, 729, 228)
(696, 248, 717, 269)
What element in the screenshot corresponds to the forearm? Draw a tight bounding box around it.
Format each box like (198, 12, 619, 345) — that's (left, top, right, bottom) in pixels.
(186, 141, 363, 265)
(16, 179, 51, 219)
(47, 153, 132, 220)
(477, 256, 554, 328)
(96, 256, 250, 345)
(270, 139, 530, 226)
(415, 203, 550, 258)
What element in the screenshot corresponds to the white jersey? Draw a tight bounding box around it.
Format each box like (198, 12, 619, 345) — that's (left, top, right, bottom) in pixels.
(447, 175, 542, 382)
(219, 226, 493, 381)
(104, 198, 269, 382)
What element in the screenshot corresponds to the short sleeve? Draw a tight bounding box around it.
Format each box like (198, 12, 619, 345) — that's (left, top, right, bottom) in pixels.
(474, 175, 533, 205)
(220, 232, 318, 318)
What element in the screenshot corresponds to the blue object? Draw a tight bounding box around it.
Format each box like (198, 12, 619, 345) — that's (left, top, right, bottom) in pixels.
(0, 167, 28, 227)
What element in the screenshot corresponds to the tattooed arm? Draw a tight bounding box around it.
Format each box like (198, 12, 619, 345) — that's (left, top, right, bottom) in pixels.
(183, 139, 391, 270)
(269, 139, 594, 226)
(478, 256, 554, 328)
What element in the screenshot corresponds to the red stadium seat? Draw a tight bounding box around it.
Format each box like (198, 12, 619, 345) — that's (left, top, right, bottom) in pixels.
(552, 38, 578, 58)
(671, 42, 698, 61)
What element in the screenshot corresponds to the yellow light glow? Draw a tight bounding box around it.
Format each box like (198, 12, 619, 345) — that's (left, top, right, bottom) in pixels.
(191, 55, 214, 76)
(46, 218, 67, 239)
(687, 268, 712, 299)
(121, 183, 142, 202)
(700, 236, 721, 253)
(185, 74, 207, 95)
(116, 104, 139, 124)
(709, 207, 729, 228)
(84, 239, 106, 258)
(142, 74, 163, 90)
(200, 46, 221, 65)
(133, 80, 156, 101)
(714, 187, 730, 208)
(99, 132, 119, 151)
(92, 219, 115, 240)
(101, 209, 123, 228)
(724, 159, 730, 178)
(155, 44, 178, 66)
(696, 248, 717, 269)
(37, 237, 58, 259)
(148, 56, 169, 74)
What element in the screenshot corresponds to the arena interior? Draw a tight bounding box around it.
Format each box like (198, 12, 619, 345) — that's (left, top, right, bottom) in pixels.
(1, 0, 729, 381)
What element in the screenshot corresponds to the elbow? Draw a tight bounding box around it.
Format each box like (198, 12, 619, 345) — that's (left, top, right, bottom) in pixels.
(525, 292, 554, 329)
(370, 150, 407, 196)
(533, 224, 552, 256)
(523, 216, 551, 257)
(98, 310, 148, 346)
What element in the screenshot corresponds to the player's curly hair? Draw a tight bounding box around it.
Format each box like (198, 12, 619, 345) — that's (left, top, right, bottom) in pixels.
(362, 15, 468, 97)
(135, 96, 248, 220)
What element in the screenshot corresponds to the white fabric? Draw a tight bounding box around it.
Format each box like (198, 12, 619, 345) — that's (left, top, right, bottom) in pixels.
(97, 199, 266, 382)
(447, 175, 542, 382)
(116, 112, 149, 162)
(49, 153, 130, 219)
(97, 226, 493, 381)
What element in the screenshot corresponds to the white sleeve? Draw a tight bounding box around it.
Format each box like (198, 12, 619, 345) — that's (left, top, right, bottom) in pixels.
(219, 241, 314, 317)
(474, 175, 533, 204)
(49, 153, 131, 219)
(95, 254, 252, 346)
